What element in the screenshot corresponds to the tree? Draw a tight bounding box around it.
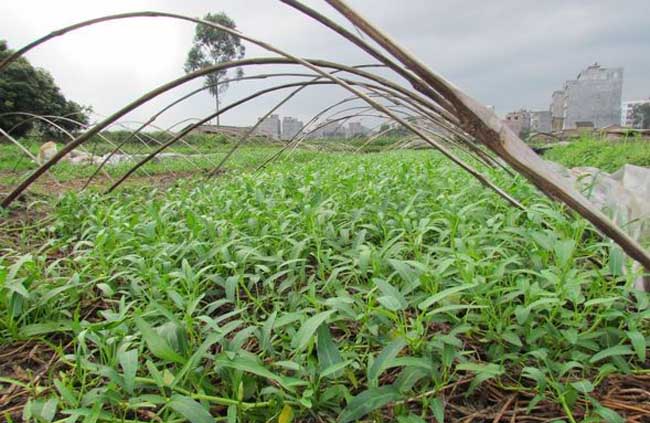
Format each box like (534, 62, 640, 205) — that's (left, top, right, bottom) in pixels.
(184, 13, 245, 127)
(0, 40, 90, 140)
(632, 103, 650, 129)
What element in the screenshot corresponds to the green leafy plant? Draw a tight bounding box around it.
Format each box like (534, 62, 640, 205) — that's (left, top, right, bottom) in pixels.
(1, 149, 649, 421)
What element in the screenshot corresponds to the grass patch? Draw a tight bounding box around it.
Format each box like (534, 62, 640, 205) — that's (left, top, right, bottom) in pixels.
(545, 136, 650, 172)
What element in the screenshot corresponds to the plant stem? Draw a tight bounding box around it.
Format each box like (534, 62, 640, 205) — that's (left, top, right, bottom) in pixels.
(134, 377, 272, 409)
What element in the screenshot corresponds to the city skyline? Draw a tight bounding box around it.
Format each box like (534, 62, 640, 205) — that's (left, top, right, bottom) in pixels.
(255, 114, 370, 140)
(503, 63, 649, 134)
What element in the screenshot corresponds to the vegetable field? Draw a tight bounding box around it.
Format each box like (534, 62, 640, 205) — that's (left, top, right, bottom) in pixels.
(544, 137, 650, 172)
(2, 150, 648, 422)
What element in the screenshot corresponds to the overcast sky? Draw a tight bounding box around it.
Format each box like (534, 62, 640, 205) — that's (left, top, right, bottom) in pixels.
(1, 0, 649, 130)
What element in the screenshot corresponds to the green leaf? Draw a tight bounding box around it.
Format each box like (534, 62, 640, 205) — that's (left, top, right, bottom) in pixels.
(145, 360, 164, 388)
(163, 369, 175, 386)
(456, 362, 504, 378)
(225, 276, 237, 303)
(320, 360, 353, 379)
(214, 354, 287, 388)
(425, 304, 486, 316)
(118, 349, 138, 395)
(594, 405, 624, 423)
(339, 385, 401, 423)
(456, 362, 503, 375)
(20, 321, 75, 337)
(395, 367, 429, 393)
(291, 310, 336, 351)
(527, 394, 545, 414)
(129, 394, 166, 407)
(7, 253, 32, 282)
(608, 245, 624, 276)
(418, 283, 476, 311)
(41, 398, 58, 422)
(626, 330, 646, 361)
(168, 395, 214, 423)
(368, 338, 406, 384)
(429, 396, 445, 423)
(378, 295, 404, 311)
(317, 324, 342, 374)
(388, 356, 433, 371)
(570, 380, 594, 393)
(589, 345, 633, 363)
(135, 317, 184, 364)
(83, 401, 102, 423)
(173, 333, 222, 388)
(227, 404, 236, 423)
(388, 259, 421, 286)
(260, 310, 277, 353)
(584, 297, 619, 307)
(554, 239, 575, 267)
(514, 305, 529, 325)
(527, 297, 561, 310)
(54, 379, 78, 407)
(374, 278, 407, 311)
(559, 361, 583, 377)
(502, 331, 522, 347)
(530, 231, 554, 251)
(522, 367, 546, 389)
(397, 415, 426, 423)
(561, 328, 579, 345)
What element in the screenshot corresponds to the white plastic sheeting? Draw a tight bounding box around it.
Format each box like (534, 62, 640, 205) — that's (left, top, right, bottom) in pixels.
(64, 151, 191, 166)
(548, 162, 650, 291)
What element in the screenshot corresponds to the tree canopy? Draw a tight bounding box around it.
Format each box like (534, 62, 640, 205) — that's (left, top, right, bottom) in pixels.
(632, 103, 650, 129)
(0, 40, 90, 140)
(184, 12, 245, 125)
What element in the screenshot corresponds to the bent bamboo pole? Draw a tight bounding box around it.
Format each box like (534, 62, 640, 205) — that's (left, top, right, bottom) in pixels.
(3, 7, 646, 274)
(324, 0, 650, 270)
(109, 81, 405, 191)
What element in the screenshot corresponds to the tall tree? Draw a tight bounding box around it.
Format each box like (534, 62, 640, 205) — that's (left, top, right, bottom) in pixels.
(0, 40, 90, 140)
(184, 13, 245, 127)
(632, 103, 650, 130)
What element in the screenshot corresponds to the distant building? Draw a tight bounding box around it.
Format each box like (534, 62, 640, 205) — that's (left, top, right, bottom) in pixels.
(621, 99, 650, 128)
(555, 63, 623, 130)
(307, 124, 324, 139)
(347, 121, 369, 138)
(550, 90, 565, 131)
(530, 111, 552, 133)
(282, 116, 303, 140)
(256, 114, 281, 139)
(320, 119, 346, 138)
(503, 109, 531, 137)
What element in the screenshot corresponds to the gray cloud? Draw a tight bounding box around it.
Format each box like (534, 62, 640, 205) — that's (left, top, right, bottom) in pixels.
(1, 0, 648, 129)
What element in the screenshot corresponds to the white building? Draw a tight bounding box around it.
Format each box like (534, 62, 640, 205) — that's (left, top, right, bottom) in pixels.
(347, 121, 369, 138)
(622, 99, 650, 128)
(551, 63, 623, 130)
(320, 120, 346, 138)
(530, 111, 552, 133)
(282, 116, 303, 140)
(256, 114, 281, 139)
